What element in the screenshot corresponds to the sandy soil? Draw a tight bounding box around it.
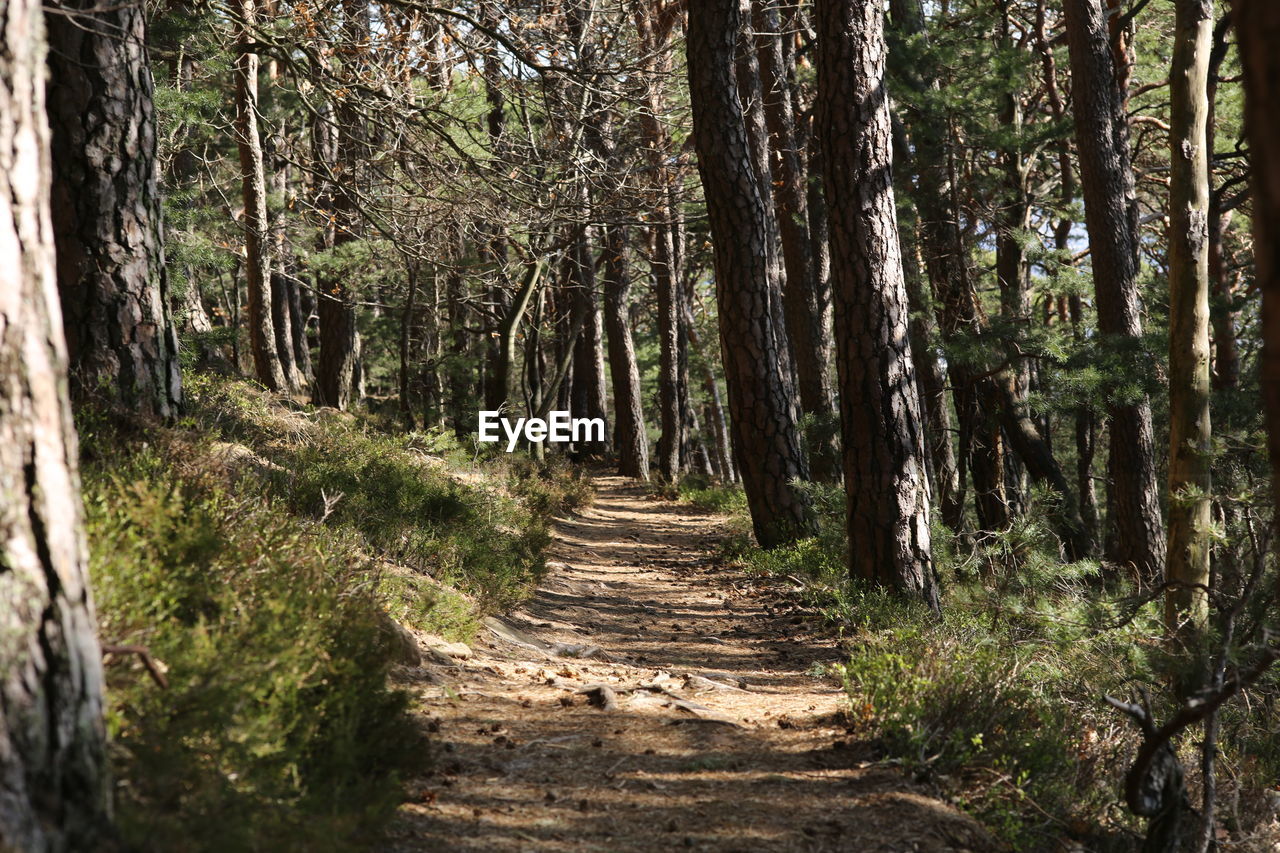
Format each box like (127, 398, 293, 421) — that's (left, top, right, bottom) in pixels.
(384, 476, 999, 852)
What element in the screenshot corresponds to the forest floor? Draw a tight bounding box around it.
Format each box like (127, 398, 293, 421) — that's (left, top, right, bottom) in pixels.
(385, 475, 1000, 852)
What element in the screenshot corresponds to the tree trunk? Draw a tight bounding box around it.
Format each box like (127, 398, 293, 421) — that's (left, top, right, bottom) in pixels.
(633, 3, 687, 482)
(400, 259, 420, 430)
(569, 229, 610, 456)
(603, 227, 651, 479)
(754, 0, 840, 483)
(685, 304, 736, 484)
(1207, 15, 1237, 393)
(687, 0, 814, 547)
(1236, 0, 1280, 518)
(1165, 0, 1214, 630)
(1063, 0, 1166, 582)
(233, 0, 286, 392)
(0, 3, 110, 840)
(1036, 0, 1100, 555)
(46, 0, 182, 418)
(900, 196, 964, 534)
(269, 122, 307, 392)
(889, 0, 1003, 536)
(446, 243, 472, 439)
(287, 273, 313, 384)
(816, 0, 939, 612)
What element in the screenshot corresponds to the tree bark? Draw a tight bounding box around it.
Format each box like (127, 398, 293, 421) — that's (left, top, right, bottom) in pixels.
(399, 259, 420, 430)
(688, 0, 813, 547)
(816, 0, 939, 612)
(446, 239, 472, 439)
(754, 0, 840, 483)
(233, 0, 287, 392)
(1036, 0, 1100, 555)
(631, 2, 688, 481)
(888, 0, 1004, 536)
(569, 227, 610, 456)
(1063, 0, 1166, 582)
(685, 304, 737, 483)
(603, 227, 651, 479)
(1165, 0, 1214, 630)
(0, 2, 111, 841)
(46, 0, 182, 418)
(899, 190, 964, 534)
(1207, 15, 1237, 392)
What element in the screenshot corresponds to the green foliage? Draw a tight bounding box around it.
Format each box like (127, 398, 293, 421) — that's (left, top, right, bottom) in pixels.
(715, 481, 1161, 848)
(85, 451, 422, 851)
(82, 375, 583, 848)
(183, 373, 582, 628)
(678, 473, 749, 514)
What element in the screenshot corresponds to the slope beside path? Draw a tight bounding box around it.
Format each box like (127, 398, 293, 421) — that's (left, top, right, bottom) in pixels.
(386, 476, 997, 852)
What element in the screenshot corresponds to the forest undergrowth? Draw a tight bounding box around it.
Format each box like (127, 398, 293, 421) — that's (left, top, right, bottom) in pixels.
(77, 375, 589, 851)
(682, 477, 1280, 851)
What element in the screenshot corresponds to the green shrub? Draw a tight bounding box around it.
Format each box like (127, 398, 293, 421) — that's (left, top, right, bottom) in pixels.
(719, 481, 1159, 848)
(85, 450, 423, 852)
(677, 474, 749, 514)
(181, 375, 583, 624)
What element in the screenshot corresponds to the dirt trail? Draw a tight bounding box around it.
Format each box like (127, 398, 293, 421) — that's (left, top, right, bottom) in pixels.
(387, 476, 996, 852)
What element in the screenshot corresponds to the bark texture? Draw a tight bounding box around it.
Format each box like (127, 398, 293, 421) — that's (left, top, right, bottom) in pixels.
(1165, 0, 1214, 629)
(816, 0, 939, 611)
(46, 0, 181, 418)
(1063, 0, 1166, 581)
(633, 2, 687, 481)
(688, 0, 813, 547)
(602, 227, 650, 479)
(754, 0, 839, 483)
(0, 2, 111, 842)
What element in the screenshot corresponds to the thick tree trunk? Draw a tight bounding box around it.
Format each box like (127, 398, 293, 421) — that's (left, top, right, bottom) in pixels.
(1063, 0, 1166, 582)
(1165, 0, 1214, 630)
(754, 0, 839, 483)
(734, 17, 796, 396)
(233, 0, 286, 392)
(603, 227, 651, 480)
(816, 0, 939, 612)
(316, 286, 358, 410)
(688, 0, 813, 547)
(46, 0, 182, 418)
(0, 4, 110, 841)
(1234, 0, 1280, 526)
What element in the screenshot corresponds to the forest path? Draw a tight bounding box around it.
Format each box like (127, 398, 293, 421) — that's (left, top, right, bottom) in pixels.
(387, 476, 995, 852)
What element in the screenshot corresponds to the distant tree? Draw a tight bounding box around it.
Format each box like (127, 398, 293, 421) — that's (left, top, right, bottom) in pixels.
(234, 0, 289, 392)
(1063, 0, 1166, 581)
(0, 1, 110, 843)
(46, 0, 182, 417)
